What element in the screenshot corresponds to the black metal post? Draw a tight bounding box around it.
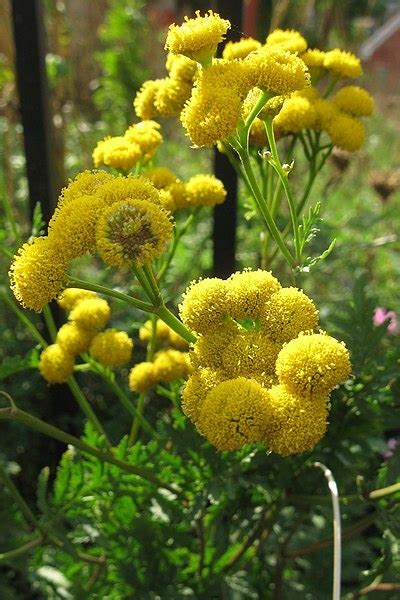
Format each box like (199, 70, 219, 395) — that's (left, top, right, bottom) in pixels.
(11, 0, 56, 225)
(213, 0, 243, 278)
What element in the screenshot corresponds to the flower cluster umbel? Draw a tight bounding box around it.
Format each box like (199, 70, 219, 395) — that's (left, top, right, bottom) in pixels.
(180, 269, 351, 456)
(39, 288, 133, 383)
(132, 11, 373, 152)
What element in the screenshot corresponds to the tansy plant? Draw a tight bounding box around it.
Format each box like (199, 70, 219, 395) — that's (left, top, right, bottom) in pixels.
(6, 8, 360, 471)
(2, 10, 389, 598)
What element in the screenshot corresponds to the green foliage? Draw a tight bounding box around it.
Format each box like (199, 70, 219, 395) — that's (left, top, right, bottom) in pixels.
(93, 0, 150, 131)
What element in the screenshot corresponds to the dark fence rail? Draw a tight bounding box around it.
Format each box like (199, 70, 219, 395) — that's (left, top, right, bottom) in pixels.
(11, 0, 57, 224)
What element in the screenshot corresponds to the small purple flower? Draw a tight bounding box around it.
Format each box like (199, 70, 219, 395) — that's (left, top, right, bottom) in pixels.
(382, 438, 399, 459)
(373, 307, 399, 335)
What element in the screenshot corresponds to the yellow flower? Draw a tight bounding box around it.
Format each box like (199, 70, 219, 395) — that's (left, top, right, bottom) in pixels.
(181, 367, 223, 426)
(190, 321, 240, 370)
(266, 28, 308, 54)
(301, 48, 326, 68)
(69, 298, 111, 331)
(221, 330, 280, 382)
(56, 322, 95, 355)
(128, 361, 158, 392)
(57, 170, 114, 209)
(133, 79, 162, 120)
(142, 167, 178, 190)
(57, 288, 97, 312)
(179, 277, 229, 335)
(158, 189, 177, 213)
(48, 194, 107, 260)
(197, 377, 270, 451)
(165, 53, 198, 82)
(222, 37, 261, 60)
(168, 329, 189, 351)
(139, 319, 171, 343)
(263, 385, 328, 456)
(275, 332, 351, 399)
(89, 329, 133, 368)
(185, 174, 227, 207)
(323, 49, 362, 79)
(246, 47, 310, 95)
(273, 95, 317, 134)
(325, 113, 365, 152)
(180, 85, 242, 147)
(92, 136, 142, 171)
(95, 175, 161, 207)
(39, 344, 75, 384)
(9, 237, 67, 312)
(333, 85, 374, 116)
(312, 98, 339, 131)
(259, 287, 318, 343)
(243, 87, 285, 120)
(95, 198, 173, 268)
(226, 269, 281, 320)
(124, 120, 163, 162)
(195, 59, 253, 99)
(165, 10, 231, 64)
(153, 349, 192, 382)
(166, 182, 190, 210)
(154, 77, 193, 117)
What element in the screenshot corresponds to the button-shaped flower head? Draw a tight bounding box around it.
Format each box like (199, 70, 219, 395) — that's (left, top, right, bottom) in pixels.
(275, 332, 351, 399)
(96, 198, 173, 268)
(165, 10, 231, 65)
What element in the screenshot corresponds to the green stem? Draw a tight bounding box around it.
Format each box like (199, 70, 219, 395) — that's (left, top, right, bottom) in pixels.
(0, 290, 48, 348)
(237, 150, 295, 267)
(157, 209, 200, 283)
(132, 264, 157, 304)
(42, 304, 58, 343)
(142, 263, 163, 306)
(314, 462, 341, 600)
(264, 118, 301, 263)
(67, 276, 154, 314)
(67, 375, 112, 450)
(297, 146, 333, 216)
(146, 314, 158, 361)
(0, 400, 183, 498)
(0, 458, 42, 531)
(93, 365, 160, 441)
(241, 90, 271, 149)
(369, 482, 400, 500)
(0, 535, 44, 562)
(154, 304, 196, 345)
(128, 392, 146, 447)
(323, 75, 339, 98)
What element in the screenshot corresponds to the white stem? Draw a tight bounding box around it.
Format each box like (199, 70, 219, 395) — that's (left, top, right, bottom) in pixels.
(314, 462, 341, 600)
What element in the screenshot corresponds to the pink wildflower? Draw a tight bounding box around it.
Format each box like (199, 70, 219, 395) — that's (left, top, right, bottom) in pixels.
(373, 307, 399, 335)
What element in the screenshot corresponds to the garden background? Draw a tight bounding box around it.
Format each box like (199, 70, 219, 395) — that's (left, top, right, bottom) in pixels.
(0, 1, 399, 598)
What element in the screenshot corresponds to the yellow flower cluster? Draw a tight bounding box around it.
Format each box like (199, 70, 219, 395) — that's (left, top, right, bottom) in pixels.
(273, 83, 373, 151)
(93, 120, 162, 171)
(132, 12, 370, 151)
(139, 319, 188, 350)
(39, 289, 134, 384)
(9, 171, 175, 312)
(142, 168, 227, 213)
(134, 54, 197, 121)
(180, 269, 351, 455)
(128, 349, 192, 393)
(133, 14, 315, 147)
